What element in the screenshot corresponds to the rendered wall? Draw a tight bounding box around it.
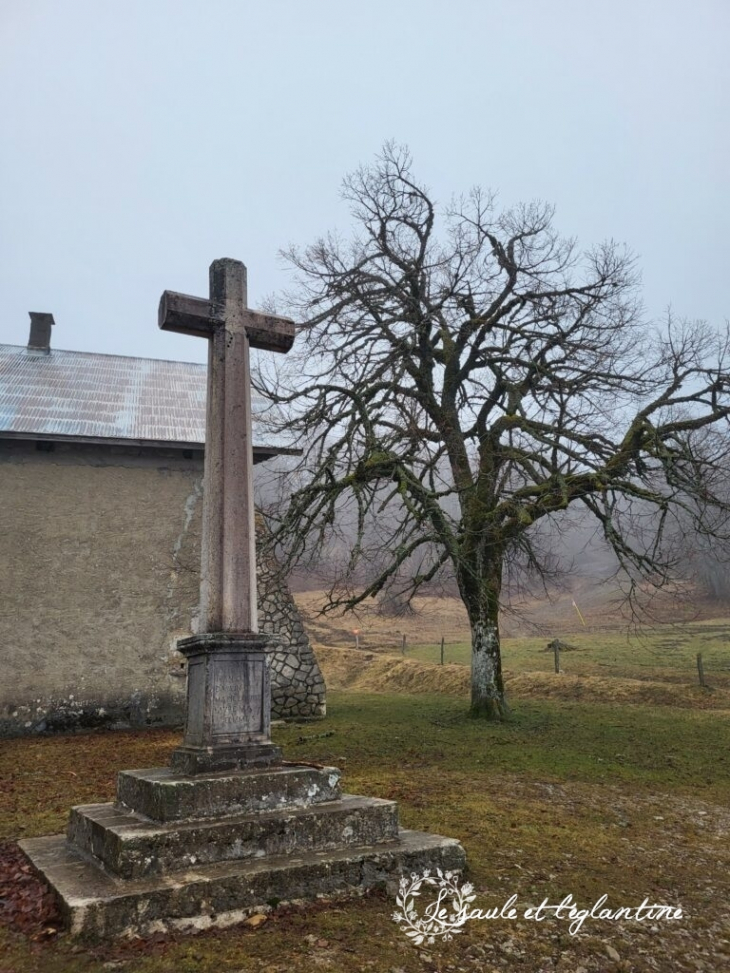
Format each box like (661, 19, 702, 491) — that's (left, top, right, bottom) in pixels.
(0, 441, 325, 736)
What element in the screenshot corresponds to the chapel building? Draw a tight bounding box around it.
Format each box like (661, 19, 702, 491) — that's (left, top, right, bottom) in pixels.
(0, 314, 325, 736)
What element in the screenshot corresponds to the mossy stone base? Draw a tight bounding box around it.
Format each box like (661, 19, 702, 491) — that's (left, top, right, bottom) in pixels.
(21, 828, 466, 941)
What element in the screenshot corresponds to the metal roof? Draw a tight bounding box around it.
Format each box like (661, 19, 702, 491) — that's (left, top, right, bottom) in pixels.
(0, 344, 293, 453)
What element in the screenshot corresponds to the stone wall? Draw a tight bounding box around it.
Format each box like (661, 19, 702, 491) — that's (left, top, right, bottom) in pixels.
(0, 440, 325, 736)
(257, 542, 326, 719)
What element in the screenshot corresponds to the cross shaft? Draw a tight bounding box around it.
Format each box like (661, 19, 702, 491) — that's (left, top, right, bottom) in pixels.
(159, 258, 294, 635)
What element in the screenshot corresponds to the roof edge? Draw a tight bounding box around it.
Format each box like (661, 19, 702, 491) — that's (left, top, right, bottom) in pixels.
(0, 342, 207, 370)
(0, 429, 302, 456)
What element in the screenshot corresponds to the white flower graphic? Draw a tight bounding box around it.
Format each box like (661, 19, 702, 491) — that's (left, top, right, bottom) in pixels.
(392, 868, 476, 945)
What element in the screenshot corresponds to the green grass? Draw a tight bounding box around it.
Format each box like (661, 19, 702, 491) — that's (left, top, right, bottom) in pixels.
(276, 691, 730, 799)
(2, 690, 730, 971)
(404, 620, 730, 685)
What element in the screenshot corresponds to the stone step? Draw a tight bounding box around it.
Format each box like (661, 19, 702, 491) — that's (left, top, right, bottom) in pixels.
(116, 764, 341, 823)
(68, 794, 399, 879)
(20, 828, 466, 941)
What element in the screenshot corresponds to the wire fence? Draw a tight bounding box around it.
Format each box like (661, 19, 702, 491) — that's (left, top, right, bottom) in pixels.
(344, 628, 730, 691)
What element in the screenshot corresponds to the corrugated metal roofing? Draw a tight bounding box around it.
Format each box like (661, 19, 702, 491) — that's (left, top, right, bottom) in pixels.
(0, 344, 291, 450)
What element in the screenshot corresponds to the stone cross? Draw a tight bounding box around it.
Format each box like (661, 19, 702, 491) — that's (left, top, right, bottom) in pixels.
(160, 259, 294, 634)
(159, 259, 294, 774)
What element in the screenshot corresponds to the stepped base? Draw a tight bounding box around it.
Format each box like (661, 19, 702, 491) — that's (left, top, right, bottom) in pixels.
(20, 828, 465, 941)
(68, 794, 399, 878)
(20, 759, 467, 941)
(116, 765, 342, 822)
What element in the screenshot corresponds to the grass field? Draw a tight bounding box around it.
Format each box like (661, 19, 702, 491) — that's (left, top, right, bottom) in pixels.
(3, 589, 730, 971)
(406, 621, 730, 687)
(294, 589, 730, 690)
(2, 687, 730, 972)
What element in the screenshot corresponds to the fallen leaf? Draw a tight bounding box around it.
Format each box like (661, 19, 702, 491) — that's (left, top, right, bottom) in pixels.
(244, 913, 268, 929)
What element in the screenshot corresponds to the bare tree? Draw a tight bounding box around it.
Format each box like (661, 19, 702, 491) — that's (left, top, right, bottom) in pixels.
(256, 144, 730, 720)
(654, 442, 730, 602)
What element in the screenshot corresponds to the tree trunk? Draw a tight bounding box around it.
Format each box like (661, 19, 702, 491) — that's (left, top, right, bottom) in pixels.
(459, 557, 509, 721)
(469, 613, 508, 720)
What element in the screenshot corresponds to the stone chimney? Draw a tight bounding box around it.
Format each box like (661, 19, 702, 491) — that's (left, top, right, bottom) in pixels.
(28, 312, 54, 352)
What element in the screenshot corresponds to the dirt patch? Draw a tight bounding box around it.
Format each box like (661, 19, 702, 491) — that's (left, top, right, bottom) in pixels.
(294, 591, 472, 648)
(0, 841, 61, 940)
(295, 584, 730, 641)
(507, 670, 730, 709)
(316, 644, 470, 695)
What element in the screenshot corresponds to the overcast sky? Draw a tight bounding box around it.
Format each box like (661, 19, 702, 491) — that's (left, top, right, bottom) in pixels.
(1, 0, 727, 366)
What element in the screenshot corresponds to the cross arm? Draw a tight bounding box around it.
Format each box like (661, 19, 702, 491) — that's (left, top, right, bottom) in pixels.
(159, 289, 295, 353)
(242, 310, 296, 353)
(158, 291, 225, 337)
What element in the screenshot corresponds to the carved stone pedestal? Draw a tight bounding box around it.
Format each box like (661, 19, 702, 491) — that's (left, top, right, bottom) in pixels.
(170, 633, 281, 775)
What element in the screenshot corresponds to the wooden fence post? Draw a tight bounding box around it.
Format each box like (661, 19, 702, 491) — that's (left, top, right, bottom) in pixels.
(697, 652, 706, 688)
(402, 634, 406, 656)
(554, 641, 560, 674)
(440, 636, 445, 666)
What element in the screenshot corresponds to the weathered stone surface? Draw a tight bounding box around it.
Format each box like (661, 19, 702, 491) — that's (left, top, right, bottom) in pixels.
(68, 794, 399, 878)
(257, 528, 326, 721)
(0, 445, 327, 739)
(169, 742, 282, 776)
(20, 828, 466, 941)
(159, 259, 295, 636)
(116, 765, 342, 822)
(171, 633, 277, 774)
